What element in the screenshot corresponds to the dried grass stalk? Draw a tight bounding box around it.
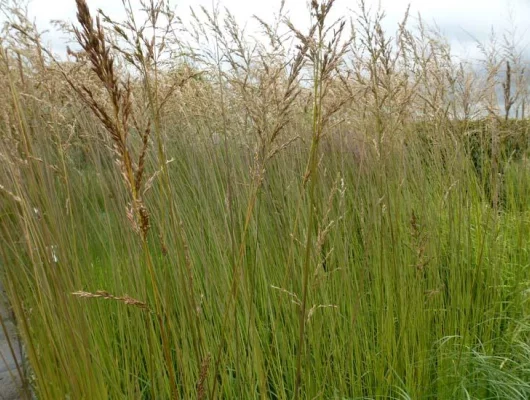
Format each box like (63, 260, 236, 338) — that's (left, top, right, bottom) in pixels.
(72, 290, 152, 312)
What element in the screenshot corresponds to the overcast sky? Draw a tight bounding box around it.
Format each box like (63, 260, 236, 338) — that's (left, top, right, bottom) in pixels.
(21, 0, 530, 62)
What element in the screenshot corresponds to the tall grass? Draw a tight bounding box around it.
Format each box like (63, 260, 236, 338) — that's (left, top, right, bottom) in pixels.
(1, 0, 530, 398)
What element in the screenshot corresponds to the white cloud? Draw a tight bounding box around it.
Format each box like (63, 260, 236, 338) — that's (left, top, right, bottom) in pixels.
(23, 0, 530, 59)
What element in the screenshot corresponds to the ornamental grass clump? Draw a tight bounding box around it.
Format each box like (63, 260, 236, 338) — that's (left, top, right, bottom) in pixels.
(1, 0, 530, 399)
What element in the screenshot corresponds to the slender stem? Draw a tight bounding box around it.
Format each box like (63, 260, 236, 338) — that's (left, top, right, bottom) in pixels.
(295, 24, 323, 399)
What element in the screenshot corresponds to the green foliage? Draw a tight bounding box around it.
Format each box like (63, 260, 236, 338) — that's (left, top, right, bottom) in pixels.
(3, 122, 530, 398)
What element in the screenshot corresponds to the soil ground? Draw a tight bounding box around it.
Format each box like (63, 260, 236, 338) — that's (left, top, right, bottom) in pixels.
(0, 284, 24, 400)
